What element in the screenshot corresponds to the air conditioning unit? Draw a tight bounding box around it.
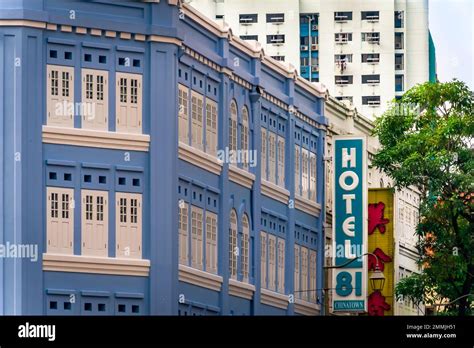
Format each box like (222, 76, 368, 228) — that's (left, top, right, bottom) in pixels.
(311, 24, 318, 31)
(395, 63, 403, 70)
(311, 44, 318, 50)
(300, 45, 308, 51)
(311, 65, 319, 72)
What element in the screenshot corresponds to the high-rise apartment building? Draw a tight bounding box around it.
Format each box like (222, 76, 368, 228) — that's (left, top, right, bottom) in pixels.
(190, 0, 437, 117)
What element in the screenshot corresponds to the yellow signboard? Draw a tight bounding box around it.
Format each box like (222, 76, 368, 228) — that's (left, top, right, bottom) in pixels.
(367, 189, 394, 316)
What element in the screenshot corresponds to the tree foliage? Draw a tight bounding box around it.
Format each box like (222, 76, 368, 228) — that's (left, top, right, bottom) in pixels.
(372, 80, 474, 315)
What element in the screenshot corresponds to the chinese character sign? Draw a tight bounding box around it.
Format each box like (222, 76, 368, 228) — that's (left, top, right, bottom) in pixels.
(332, 136, 367, 312)
(367, 189, 394, 316)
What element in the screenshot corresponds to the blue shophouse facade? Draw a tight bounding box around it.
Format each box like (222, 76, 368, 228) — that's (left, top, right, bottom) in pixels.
(0, 0, 327, 316)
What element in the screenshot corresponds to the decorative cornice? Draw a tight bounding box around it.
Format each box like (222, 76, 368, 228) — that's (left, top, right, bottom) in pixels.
(228, 279, 255, 300)
(42, 126, 150, 152)
(178, 264, 223, 291)
(228, 165, 255, 189)
(260, 288, 289, 310)
(261, 180, 290, 205)
(295, 196, 322, 217)
(178, 142, 223, 175)
(149, 35, 182, 46)
(294, 298, 321, 316)
(42, 253, 150, 277)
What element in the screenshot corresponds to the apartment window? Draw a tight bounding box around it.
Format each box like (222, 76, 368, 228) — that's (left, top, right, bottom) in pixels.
(395, 32, 404, 49)
(395, 53, 404, 70)
(81, 190, 108, 257)
(334, 11, 352, 21)
(294, 245, 300, 296)
(309, 250, 317, 302)
(268, 131, 277, 184)
(362, 96, 381, 106)
(178, 84, 189, 143)
(205, 99, 218, 156)
(335, 96, 353, 103)
(239, 14, 258, 24)
(395, 11, 404, 28)
(335, 54, 353, 63)
(277, 136, 285, 187)
(335, 33, 352, 43)
(229, 210, 238, 279)
(267, 34, 285, 44)
(116, 72, 142, 134)
(395, 74, 404, 92)
(277, 238, 285, 293)
(46, 187, 74, 254)
(362, 53, 380, 63)
(261, 128, 267, 180)
(260, 232, 267, 288)
(116, 193, 142, 258)
(81, 69, 108, 130)
(240, 35, 258, 41)
(362, 32, 380, 44)
(268, 235, 276, 291)
(229, 100, 238, 152)
(271, 56, 285, 61)
(362, 11, 379, 21)
(206, 211, 218, 274)
(294, 145, 301, 195)
(240, 107, 249, 170)
(309, 153, 317, 201)
(47, 65, 74, 127)
(362, 74, 380, 84)
(266, 13, 284, 24)
(335, 75, 353, 85)
(300, 57, 309, 67)
(178, 202, 189, 265)
(191, 91, 204, 151)
(301, 246, 308, 300)
(191, 206, 204, 270)
(241, 214, 250, 282)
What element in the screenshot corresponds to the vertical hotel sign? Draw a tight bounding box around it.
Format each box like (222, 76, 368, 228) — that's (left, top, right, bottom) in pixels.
(332, 136, 367, 312)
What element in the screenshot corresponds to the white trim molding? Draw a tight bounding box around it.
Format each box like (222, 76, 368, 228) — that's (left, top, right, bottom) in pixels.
(42, 253, 150, 277)
(261, 180, 290, 204)
(228, 165, 255, 189)
(260, 288, 289, 310)
(42, 126, 150, 152)
(294, 298, 321, 316)
(295, 196, 322, 216)
(178, 264, 223, 291)
(178, 142, 223, 175)
(228, 279, 255, 300)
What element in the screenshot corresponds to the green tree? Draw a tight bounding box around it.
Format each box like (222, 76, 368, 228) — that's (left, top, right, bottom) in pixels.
(372, 80, 474, 315)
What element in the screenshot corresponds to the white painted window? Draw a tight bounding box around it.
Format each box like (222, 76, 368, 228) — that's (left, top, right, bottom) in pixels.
(178, 201, 189, 265)
(47, 65, 74, 127)
(229, 209, 238, 279)
(81, 190, 108, 257)
(295, 145, 301, 196)
(241, 214, 250, 282)
(268, 132, 277, 184)
(241, 107, 249, 170)
(309, 152, 317, 201)
(229, 100, 238, 152)
(205, 98, 218, 156)
(116, 72, 142, 134)
(301, 246, 308, 301)
(261, 128, 267, 180)
(268, 234, 276, 291)
(294, 245, 300, 298)
(81, 69, 108, 130)
(277, 136, 285, 187)
(178, 84, 189, 144)
(46, 187, 74, 254)
(191, 91, 204, 151)
(277, 238, 285, 293)
(191, 205, 204, 270)
(260, 231, 267, 288)
(206, 211, 218, 274)
(116, 192, 142, 259)
(302, 148, 309, 199)
(309, 250, 317, 303)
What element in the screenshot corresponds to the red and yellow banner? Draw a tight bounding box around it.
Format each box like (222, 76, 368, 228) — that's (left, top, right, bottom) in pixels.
(367, 189, 394, 316)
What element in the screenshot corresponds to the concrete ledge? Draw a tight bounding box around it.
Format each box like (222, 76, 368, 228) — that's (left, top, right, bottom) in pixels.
(178, 264, 223, 291)
(228, 279, 255, 300)
(260, 288, 289, 309)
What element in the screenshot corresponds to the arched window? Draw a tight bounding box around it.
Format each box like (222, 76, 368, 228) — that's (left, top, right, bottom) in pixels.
(229, 209, 238, 279)
(241, 214, 250, 282)
(241, 106, 249, 169)
(229, 100, 238, 152)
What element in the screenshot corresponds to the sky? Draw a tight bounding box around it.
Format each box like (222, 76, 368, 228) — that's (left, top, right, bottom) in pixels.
(429, 0, 474, 89)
